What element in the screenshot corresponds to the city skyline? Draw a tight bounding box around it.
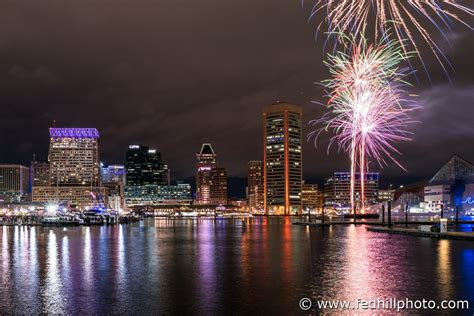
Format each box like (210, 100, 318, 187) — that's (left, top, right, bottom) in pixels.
(0, 1, 472, 186)
(0, 1, 472, 314)
(3, 123, 473, 199)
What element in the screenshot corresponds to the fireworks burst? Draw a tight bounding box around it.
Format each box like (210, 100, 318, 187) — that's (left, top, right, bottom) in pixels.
(307, 0, 473, 74)
(310, 34, 419, 211)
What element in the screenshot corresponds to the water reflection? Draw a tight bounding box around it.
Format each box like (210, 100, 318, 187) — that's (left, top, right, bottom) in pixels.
(0, 220, 472, 314)
(83, 227, 92, 288)
(309, 225, 474, 313)
(43, 230, 65, 313)
(196, 221, 217, 314)
(437, 240, 453, 298)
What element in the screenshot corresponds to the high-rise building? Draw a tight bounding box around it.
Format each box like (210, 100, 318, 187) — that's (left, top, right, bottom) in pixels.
(210, 167, 227, 205)
(324, 172, 379, 211)
(48, 128, 100, 186)
(195, 143, 228, 205)
(101, 164, 126, 210)
(125, 144, 170, 205)
(263, 102, 303, 215)
(32, 128, 108, 210)
(248, 160, 264, 212)
(196, 143, 217, 204)
(0, 164, 30, 202)
(302, 182, 323, 213)
(125, 145, 169, 187)
(30, 158, 50, 187)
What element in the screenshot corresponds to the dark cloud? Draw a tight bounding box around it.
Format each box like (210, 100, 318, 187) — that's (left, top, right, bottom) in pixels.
(0, 0, 472, 189)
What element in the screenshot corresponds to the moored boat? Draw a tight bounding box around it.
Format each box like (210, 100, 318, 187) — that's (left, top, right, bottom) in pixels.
(41, 215, 80, 226)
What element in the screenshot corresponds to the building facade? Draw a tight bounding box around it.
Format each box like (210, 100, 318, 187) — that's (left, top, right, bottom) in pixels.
(30, 159, 50, 187)
(324, 172, 379, 211)
(125, 183, 192, 206)
(48, 128, 100, 186)
(423, 155, 474, 212)
(263, 102, 302, 215)
(32, 186, 108, 210)
(195, 143, 228, 205)
(32, 128, 107, 210)
(378, 185, 395, 202)
(248, 160, 264, 212)
(101, 164, 126, 210)
(125, 144, 170, 205)
(424, 184, 451, 211)
(196, 143, 216, 204)
(0, 164, 30, 202)
(302, 182, 323, 213)
(210, 167, 227, 205)
(125, 145, 169, 187)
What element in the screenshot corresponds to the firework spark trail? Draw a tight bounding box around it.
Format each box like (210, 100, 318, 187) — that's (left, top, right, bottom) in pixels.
(307, 0, 473, 74)
(310, 34, 419, 212)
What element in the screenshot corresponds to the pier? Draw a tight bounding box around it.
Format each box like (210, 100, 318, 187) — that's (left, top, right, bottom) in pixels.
(367, 226, 474, 241)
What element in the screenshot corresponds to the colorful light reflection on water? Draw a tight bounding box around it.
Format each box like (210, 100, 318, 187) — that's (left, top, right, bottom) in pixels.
(0, 219, 472, 314)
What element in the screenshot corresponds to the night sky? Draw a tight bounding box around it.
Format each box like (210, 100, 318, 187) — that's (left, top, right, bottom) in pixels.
(0, 1, 473, 195)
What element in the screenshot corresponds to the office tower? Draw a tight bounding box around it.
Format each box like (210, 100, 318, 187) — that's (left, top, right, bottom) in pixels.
(210, 167, 227, 205)
(263, 102, 303, 215)
(324, 172, 379, 211)
(32, 128, 108, 210)
(0, 164, 30, 202)
(248, 160, 264, 212)
(196, 143, 217, 204)
(125, 145, 168, 186)
(302, 182, 324, 213)
(124, 145, 178, 207)
(48, 128, 100, 186)
(30, 157, 50, 186)
(101, 164, 126, 210)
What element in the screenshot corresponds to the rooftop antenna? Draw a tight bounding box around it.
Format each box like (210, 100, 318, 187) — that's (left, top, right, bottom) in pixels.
(53, 119, 56, 128)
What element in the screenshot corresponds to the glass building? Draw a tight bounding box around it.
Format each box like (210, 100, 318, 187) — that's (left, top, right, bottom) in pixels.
(125, 183, 192, 206)
(424, 154, 474, 212)
(125, 145, 169, 187)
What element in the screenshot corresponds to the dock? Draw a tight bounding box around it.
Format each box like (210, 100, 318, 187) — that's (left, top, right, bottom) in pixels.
(293, 221, 381, 227)
(293, 220, 474, 227)
(367, 226, 474, 241)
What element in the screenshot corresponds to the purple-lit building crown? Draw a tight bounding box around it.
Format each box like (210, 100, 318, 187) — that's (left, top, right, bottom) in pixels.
(49, 128, 99, 139)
